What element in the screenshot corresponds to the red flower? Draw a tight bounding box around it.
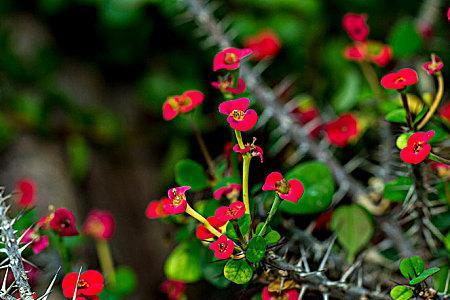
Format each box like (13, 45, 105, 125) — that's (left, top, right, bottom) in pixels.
(262, 172, 304, 203)
(243, 30, 281, 61)
(21, 228, 49, 254)
(214, 201, 245, 223)
(369, 43, 392, 67)
(431, 162, 450, 178)
(261, 286, 299, 300)
(423, 54, 444, 75)
(213, 48, 252, 71)
(233, 142, 264, 163)
(324, 114, 358, 147)
(213, 183, 241, 200)
(381, 68, 418, 90)
(62, 270, 104, 299)
(211, 76, 246, 95)
(218, 98, 258, 131)
(196, 216, 226, 240)
(145, 198, 168, 219)
(162, 90, 204, 121)
(440, 102, 450, 122)
(342, 13, 369, 42)
(400, 131, 434, 165)
(160, 280, 186, 300)
(15, 179, 36, 208)
(209, 235, 234, 259)
(162, 186, 190, 215)
(83, 210, 115, 240)
(344, 44, 365, 61)
(448, 7, 450, 21)
(50, 208, 79, 237)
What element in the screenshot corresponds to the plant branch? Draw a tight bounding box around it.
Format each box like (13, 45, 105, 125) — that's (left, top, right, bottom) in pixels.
(417, 71, 444, 129)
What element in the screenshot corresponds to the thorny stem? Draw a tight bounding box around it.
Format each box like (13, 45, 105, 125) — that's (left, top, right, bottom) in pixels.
(417, 71, 444, 129)
(96, 239, 116, 287)
(258, 194, 281, 237)
(234, 130, 251, 214)
(400, 92, 414, 129)
(185, 204, 222, 237)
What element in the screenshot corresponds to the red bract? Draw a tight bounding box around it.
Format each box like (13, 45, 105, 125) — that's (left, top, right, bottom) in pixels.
(423, 54, 444, 75)
(262, 172, 304, 203)
(209, 235, 234, 259)
(215, 201, 245, 223)
(243, 30, 281, 60)
(440, 102, 450, 122)
(162, 90, 204, 121)
(145, 198, 168, 219)
(400, 131, 434, 165)
(342, 13, 369, 42)
(218, 98, 258, 131)
(62, 270, 104, 299)
(368, 43, 392, 67)
(344, 44, 365, 61)
(380, 68, 418, 90)
(163, 186, 190, 215)
(233, 143, 264, 163)
(22, 228, 49, 254)
(213, 47, 252, 71)
(324, 114, 359, 147)
(83, 210, 116, 240)
(213, 183, 241, 200)
(160, 280, 186, 300)
(261, 286, 299, 300)
(196, 216, 226, 240)
(50, 208, 79, 237)
(15, 179, 36, 208)
(211, 77, 246, 95)
(448, 7, 450, 21)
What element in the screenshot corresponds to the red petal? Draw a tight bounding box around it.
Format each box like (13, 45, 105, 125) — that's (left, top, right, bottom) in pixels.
(262, 172, 283, 191)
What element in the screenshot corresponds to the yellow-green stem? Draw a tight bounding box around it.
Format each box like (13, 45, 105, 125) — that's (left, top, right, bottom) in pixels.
(185, 204, 221, 237)
(234, 130, 245, 149)
(417, 72, 444, 129)
(234, 130, 251, 214)
(95, 239, 116, 287)
(258, 194, 281, 237)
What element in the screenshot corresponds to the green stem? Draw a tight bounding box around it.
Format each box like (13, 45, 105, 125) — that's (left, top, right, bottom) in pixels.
(234, 130, 245, 149)
(429, 152, 450, 165)
(417, 71, 444, 129)
(400, 92, 414, 129)
(185, 204, 222, 237)
(258, 195, 281, 237)
(242, 156, 251, 214)
(96, 239, 116, 287)
(56, 236, 71, 274)
(189, 118, 215, 176)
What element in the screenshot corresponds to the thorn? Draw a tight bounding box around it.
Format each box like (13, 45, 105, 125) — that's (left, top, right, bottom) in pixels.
(37, 267, 61, 300)
(444, 270, 450, 294)
(322, 293, 329, 300)
(299, 247, 310, 272)
(274, 75, 296, 97)
(298, 286, 307, 300)
(340, 259, 361, 283)
(72, 267, 83, 300)
(318, 236, 336, 272)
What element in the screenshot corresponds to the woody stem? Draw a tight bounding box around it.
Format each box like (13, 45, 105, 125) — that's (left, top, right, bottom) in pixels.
(258, 194, 281, 237)
(95, 239, 116, 287)
(185, 204, 221, 237)
(417, 71, 444, 130)
(400, 92, 414, 129)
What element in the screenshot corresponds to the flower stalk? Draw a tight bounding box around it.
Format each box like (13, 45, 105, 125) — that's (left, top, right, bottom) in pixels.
(258, 194, 281, 237)
(95, 239, 116, 287)
(400, 92, 414, 129)
(234, 130, 251, 214)
(185, 204, 222, 237)
(417, 71, 444, 129)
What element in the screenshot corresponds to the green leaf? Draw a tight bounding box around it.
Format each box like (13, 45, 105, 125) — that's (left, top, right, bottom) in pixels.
(279, 161, 334, 214)
(164, 241, 202, 283)
(175, 159, 209, 191)
(264, 230, 281, 245)
(409, 267, 440, 285)
(390, 286, 414, 300)
(384, 177, 413, 202)
(226, 221, 238, 240)
(66, 135, 90, 181)
(385, 109, 407, 123)
(246, 236, 266, 263)
(238, 214, 251, 236)
(110, 266, 138, 296)
(330, 205, 373, 261)
(396, 133, 411, 150)
(332, 68, 361, 113)
(223, 259, 253, 284)
(388, 18, 423, 58)
(399, 256, 424, 280)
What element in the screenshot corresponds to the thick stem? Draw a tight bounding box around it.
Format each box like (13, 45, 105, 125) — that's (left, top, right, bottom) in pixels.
(258, 195, 281, 237)
(185, 204, 221, 237)
(95, 239, 116, 287)
(400, 92, 414, 129)
(417, 72, 444, 129)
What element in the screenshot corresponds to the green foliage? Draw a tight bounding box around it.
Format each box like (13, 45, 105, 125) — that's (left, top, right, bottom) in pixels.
(383, 177, 413, 202)
(280, 161, 334, 214)
(175, 159, 209, 192)
(390, 286, 413, 300)
(226, 214, 251, 239)
(399, 256, 424, 280)
(66, 135, 90, 181)
(332, 68, 361, 113)
(254, 223, 280, 245)
(110, 266, 138, 296)
(385, 109, 406, 124)
(246, 236, 266, 263)
(388, 18, 422, 58)
(164, 240, 202, 283)
(409, 267, 440, 285)
(223, 259, 253, 284)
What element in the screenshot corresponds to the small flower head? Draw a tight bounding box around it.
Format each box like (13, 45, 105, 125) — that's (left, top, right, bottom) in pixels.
(423, 54, 444, 75)
(381, 68, 418, 90)
(262, 172, 304, 203)
(209, 235, 234, 259)
(213, 47, 252, 71)
(367, 42, 392, 67)
(243, 30, 281, 61)
(15, 178, 36, 208)
(342, 13, 369, 42)
(211, 76, 246, 95)
(218, 98, 258, 131)
(22, 228, 49, 254)
(163, 186, 190, 215)
(400, 131, 435, 164)
(162, 90, 204, 121)
(213, 183, 241, 200)
(145, 198, 168, 219)
(233, 139, 264, 163)
(160, 280, 186, 300)
(261, 286, 299, 300)
(62, 270, 104, 299)
(196, 216, 226, 240)
(50, 208, 79, 237)
(215, 201, 246, 223)
(431, 162, 450, 178)
(83, 210, 116, 240)
(324, 114, 359, 147)
(344, 44, 365, 61)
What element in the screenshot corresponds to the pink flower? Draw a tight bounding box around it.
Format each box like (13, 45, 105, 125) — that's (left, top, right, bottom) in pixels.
(233, 142, 264, 163)
(213, 183, 241, 200)
(209, 235, 234, 259)
(218, 98, 258, 131)
(342, 13, 369, 42)
(83, 210, 116, 240)
(214, 201, 246, 223)
(261, 286, 299, 300)
(262, 172, 304, 203)
(344, 44, 365, 61)
(50, 208, 79, 237)
(196, 216, 226, 240)
(213, 48, 252, 71)
(381, 68, 418, 90)
(145, 199, 168, 219)
(162, 90, 204, 121)
(160, 280, 186, 300)
(243, 30, 281, 61)
(440, 102, 450, 122)
(324, 114, 359, 147)
(448, 7, 450, 21)
(211, 76, 246, 95)
(15, 179, 36, 208)
(22, 228, 49, 254)
(400, 131, 434, 165)
(369, 43, 392, 67)
(423, 54, 444, 75)
(163, 186, 190, 215)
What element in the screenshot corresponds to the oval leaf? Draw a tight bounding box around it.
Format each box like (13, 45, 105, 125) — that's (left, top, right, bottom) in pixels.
(223, 259, 253, 284)
(175, 159, 209, 191)
(390, 286, 414, 300)
(399, 256, 424, 280)
(385, 109, 407, 124)
(246, 236, 266, 264)
(409, 267, 440, 285)
(164, 241, 202, 283)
